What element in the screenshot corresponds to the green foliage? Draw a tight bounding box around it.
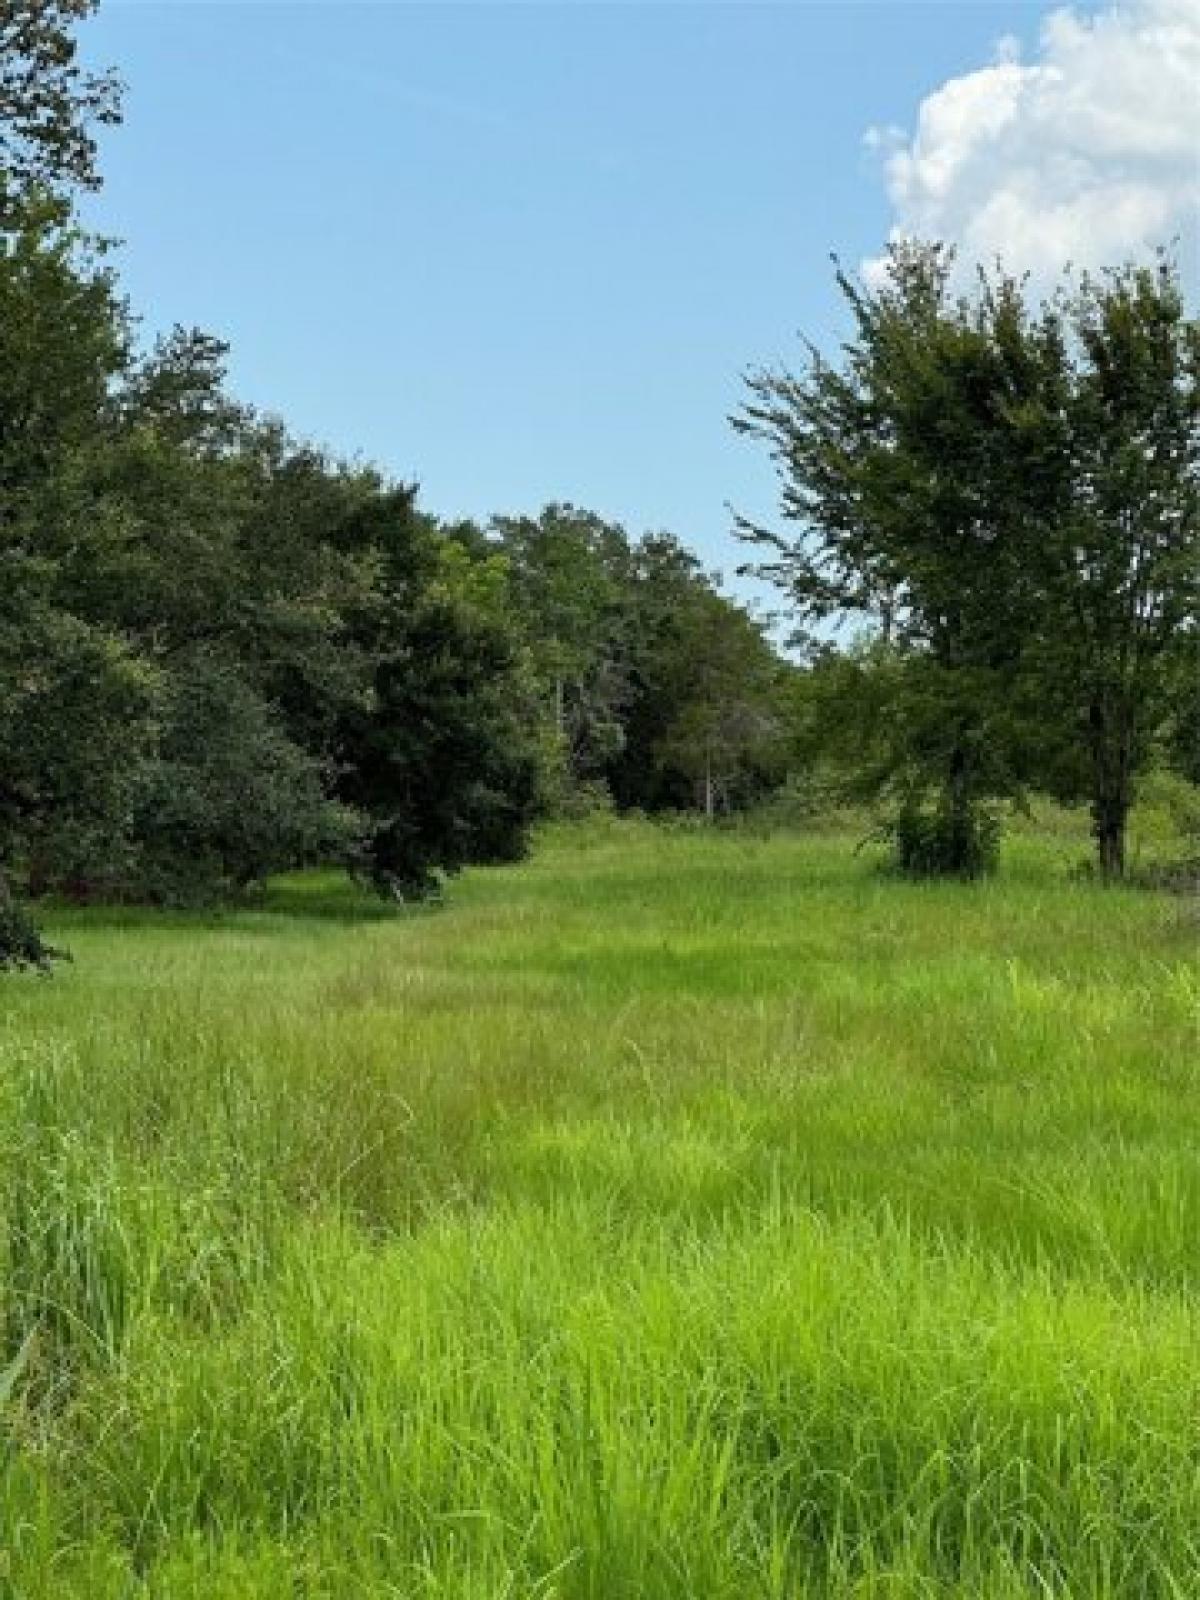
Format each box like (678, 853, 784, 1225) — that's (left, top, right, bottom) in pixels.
(879, 797, 1001, 879)
(339, 526, 544, 898)
(0, 609, 159, 895)
(779, 642, 1013, 873)
(0, 891, 64, 971)
(736, 243, 1198, 879)
(0, 208, 550, 915)
(494, 515, 792, 818)
(1, 1, 794, 928)
(0, 201, 126, 486)
(626, 556, 788, 816)
(1122, 769, 1200, 890)
(0, 1, 122, 223)
(493, 504, 632, 782)
(491, 505, 634, 816)
(124, 657, 357, 906)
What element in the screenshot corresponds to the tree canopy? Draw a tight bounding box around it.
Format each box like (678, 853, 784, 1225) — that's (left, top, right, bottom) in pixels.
(0, 0, 121, 222)
(736, 243, 1198, 878)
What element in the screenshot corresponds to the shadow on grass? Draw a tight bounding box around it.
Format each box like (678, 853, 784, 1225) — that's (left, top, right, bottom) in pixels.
(34, 871, 431, 936)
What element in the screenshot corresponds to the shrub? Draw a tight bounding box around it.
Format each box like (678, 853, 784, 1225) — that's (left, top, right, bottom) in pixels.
(880, 801, 1001, 879)
(0, 895, 65, 973)
(1134, 769, 1200, 852)
(124, 658, 357, 906)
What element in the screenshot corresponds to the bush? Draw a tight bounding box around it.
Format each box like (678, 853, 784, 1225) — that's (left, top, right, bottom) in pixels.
(539, 759, 615, 823)
(740, 770, 861, 836)
(124, 658, 356, 906)
(0, 896, 65, 973)
(1133, 769, 1200, 852)
(880, 801, 1001, 879)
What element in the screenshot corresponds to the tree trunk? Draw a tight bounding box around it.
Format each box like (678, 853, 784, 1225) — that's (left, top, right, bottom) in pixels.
(1089, 695, 1132, 882)
(1095, 810, 1127, 881)
(703, 741, 716, 822)
(25, 853, 50, 900)
(946, 742, 971, 831)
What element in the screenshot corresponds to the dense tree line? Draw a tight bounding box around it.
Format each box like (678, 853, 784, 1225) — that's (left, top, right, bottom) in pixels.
(0, 204, 783, 942)
(0, 233, 549, 912)
(490, 506, 788, 817)
(0, 1, 790, 966)
(737, 242, 1198, 880)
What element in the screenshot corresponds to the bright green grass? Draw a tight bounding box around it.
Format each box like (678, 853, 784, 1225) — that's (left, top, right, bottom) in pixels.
(0, 821, 1196, 1597)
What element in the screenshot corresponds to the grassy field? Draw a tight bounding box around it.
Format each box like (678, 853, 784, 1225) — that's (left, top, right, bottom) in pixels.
(0, 820, 1196, 1597)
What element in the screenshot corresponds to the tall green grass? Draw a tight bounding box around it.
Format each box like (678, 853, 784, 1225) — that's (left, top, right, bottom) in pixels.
(0, 822, 1196, 1596)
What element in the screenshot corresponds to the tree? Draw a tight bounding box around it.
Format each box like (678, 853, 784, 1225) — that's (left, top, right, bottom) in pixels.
(602, 533, 698, 811)
(0, 0, 121, 223)
(734, 244, 1032, 871)
(0, 235, 547, 914)
(123, 653, 353, 905)
(494, 505, 632, 792)
(1, 0, 123, 960)
(633, 573, 785, 819)
(0, 604, 158, 896)
(337, 509, 543, 898)
(0, 2, 551, 931)
(734, 243, 1198, 878)
(0, 205, 125, 491)
(1027, 260, 1199, 877)
(579, 533, 786, 816)
(0, 201, 140, 958)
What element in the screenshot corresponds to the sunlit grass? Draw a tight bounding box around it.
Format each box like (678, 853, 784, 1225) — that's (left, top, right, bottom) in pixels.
(0, 820, 1196, 1596)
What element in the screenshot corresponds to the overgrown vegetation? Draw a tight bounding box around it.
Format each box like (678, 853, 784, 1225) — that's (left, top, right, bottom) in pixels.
(0, 886, 61, 971)
(1, 5, 1197, 1590)
(0, 822, 1196, 1595)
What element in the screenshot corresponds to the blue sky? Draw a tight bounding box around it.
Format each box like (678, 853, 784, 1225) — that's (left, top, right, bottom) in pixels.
(80, 1, 1194, 587)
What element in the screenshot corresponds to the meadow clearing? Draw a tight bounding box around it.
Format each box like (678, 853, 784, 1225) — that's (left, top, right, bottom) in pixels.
(0, 818, 1196, 1598)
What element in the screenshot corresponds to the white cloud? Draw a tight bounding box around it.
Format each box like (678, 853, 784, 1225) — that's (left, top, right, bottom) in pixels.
(864, 0, 1200, 288)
